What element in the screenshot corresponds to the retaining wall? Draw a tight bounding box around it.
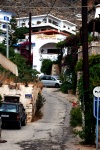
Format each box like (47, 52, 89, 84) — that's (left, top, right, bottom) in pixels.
(0, 82, 43, 123)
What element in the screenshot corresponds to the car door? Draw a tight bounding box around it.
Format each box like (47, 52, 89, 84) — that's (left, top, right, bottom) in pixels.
(19, 104, 23, 121)
(44, 76, 54, 86)
(40, 76, 48, 86)
(20, 104, 26, 122)
(47, 76, 56, 86)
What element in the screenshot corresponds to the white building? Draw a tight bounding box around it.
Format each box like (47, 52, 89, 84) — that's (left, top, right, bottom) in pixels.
(16, 14, 76, 35)
(0, 10, 12, 43)
(95, 4, 100, 18)
(16, 14, 77, 72)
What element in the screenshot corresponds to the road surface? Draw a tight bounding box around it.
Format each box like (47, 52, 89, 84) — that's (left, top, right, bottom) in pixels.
(0, 87, 79, 150)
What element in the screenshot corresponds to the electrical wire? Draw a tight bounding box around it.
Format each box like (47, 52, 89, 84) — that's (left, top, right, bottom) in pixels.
(41, 0, 57, 23)
(0, 6, 95, 9)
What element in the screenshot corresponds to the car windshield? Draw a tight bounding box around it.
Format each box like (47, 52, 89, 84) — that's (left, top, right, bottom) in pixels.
(0, 104, 17, 112)
(53, 76, 60, 80)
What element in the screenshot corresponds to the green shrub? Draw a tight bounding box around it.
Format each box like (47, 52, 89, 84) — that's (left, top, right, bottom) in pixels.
(40, 59, 52, 75)
(70, 107, 82, 127)
(36, 93, 46, 112)
(60, 81, 72, 93)
(75, 54, 100, 144)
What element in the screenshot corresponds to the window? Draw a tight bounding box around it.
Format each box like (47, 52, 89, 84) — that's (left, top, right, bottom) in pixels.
(47, 49, 60, 54)
(37, 21, 41, 24)
(43, 18, 47, 23)
(22, 22, 25, 27)
(49, 19, 52, 23)
(51, 77, 56, 81)
(33, 65, 37, 68)
(0, 104, 17, 112)
(40, 76, 46, 80)
(4, 16, 9, 21)
(53, 21, 58, 26)
(40, 76, 51, 80)
(2, 24, 6, 28)
(46, 76, 51, 80)
(19, 105, 22, 112)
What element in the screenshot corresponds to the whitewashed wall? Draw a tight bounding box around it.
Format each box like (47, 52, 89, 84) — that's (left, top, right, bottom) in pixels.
(0, 83, 43, 123)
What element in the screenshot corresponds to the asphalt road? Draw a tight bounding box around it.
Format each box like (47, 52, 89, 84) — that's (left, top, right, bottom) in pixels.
(0, 87, 78, 150)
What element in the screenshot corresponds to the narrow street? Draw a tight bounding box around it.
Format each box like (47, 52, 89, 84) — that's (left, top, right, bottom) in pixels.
(0, 88, 80, 150)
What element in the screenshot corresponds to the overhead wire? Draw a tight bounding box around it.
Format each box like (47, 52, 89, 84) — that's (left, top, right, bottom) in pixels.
(41, 0, 57, 23)
(15, 0, 57, 23)
(0, 1, 94, 24)
(0, 6, 95, 9)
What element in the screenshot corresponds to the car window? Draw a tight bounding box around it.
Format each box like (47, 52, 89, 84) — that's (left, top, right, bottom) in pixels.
(40, 76, 57, 81)
(40, 76, 51, 80)
(51, 77, 56, 81)
(46, 76, 51, 80)
(0, 104, 17, 112)
(53, 76, 60, 80)
(43, 76, 47, 80)
(18, 105, 22, 112)
(40, 76, 46, 80)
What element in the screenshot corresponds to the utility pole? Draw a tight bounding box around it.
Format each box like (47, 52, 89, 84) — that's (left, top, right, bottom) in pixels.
(29, 12, 31, 66)
(82, 0, 94, 143)
(6, 22, 9, 58)
(0, 21, 9, 58)
(82, 1, 89, 98)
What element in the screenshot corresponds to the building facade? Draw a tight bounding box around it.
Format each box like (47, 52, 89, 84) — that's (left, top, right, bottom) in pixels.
(0, 10, 12, 43)
(16, 14, 76, 35)
(95, 4, 100, 18)
(16, 14, 77, 72)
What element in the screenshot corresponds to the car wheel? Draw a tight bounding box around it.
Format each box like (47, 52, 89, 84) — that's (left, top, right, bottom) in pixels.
(17, 121, 21, 129)
(22, 118, 27, 126)
(1, 124, 5, 129)
(55, 83, 59, 88)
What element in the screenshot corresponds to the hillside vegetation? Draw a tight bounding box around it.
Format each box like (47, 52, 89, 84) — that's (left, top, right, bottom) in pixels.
(0, 0, 99, 26)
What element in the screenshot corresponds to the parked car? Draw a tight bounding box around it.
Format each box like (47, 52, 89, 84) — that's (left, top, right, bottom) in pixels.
(0, 102, 27, 129)
(39, 75, 62, 88)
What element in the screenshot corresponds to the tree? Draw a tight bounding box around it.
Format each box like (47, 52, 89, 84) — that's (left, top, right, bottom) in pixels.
(13, 27, 29, 39)
(56, 41, 66, 73)
(10, 16, 17, 30)
(18, 41, 33, 66)
(56, 33, 80, 91)
(0, 43, 38, 82)
(41, 59, 52, 75)
(10, 53, 38, 82)
(0, 43, 15, 57)
(76, 54, 100, 144)
(2, 16, 18, 47)
(8, 16, 18, 46)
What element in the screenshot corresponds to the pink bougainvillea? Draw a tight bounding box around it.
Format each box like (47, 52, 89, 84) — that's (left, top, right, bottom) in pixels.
(19, 41, 33, 65)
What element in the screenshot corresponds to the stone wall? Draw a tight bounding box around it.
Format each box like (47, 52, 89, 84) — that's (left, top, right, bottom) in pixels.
(78, 41, 100, 60)
(51, 64, 60, 76)
(0, 82, 43, 123)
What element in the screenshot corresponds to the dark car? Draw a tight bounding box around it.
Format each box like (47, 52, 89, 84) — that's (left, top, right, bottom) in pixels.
(0, 102, 27, 129)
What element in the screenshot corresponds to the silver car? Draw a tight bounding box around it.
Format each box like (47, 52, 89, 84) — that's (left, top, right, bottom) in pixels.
(39, 75, 62, 88)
